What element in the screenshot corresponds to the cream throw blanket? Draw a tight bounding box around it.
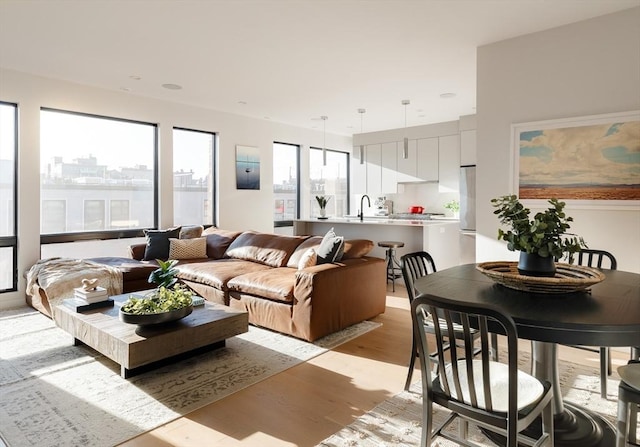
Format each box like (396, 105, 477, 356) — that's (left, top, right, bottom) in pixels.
(26, 258, 123, 319)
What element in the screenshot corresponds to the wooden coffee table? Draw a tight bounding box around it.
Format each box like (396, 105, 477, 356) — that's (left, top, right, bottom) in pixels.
(55, 292, 249, 378)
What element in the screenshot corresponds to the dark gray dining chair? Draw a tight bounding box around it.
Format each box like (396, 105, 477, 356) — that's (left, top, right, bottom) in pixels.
(568, 248, 617, 398)
(411, 293, 554, 446)
(616, 360, 640, 447)
(400, 251, 497, 391)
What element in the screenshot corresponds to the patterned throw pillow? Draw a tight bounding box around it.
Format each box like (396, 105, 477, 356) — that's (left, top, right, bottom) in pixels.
(316, 227, 345, 264)
(168, 237, 207, 260)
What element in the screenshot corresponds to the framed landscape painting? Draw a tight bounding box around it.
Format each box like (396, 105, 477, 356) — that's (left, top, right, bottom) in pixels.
(512, 111, 640, 208)
(236, 145, 260, 190)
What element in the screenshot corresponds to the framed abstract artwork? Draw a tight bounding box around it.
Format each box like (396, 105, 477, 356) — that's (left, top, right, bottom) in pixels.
(511, 110, 640, 208)
(236, 145, 260, 190)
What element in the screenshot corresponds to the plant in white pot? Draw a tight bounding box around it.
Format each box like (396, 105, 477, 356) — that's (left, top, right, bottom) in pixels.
(315, 195, 330, 218)
(491, 195, 586, 277)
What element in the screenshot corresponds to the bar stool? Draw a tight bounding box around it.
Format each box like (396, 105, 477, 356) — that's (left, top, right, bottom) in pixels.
(378, 241, 404, 292)
(617, 361, 640, 447)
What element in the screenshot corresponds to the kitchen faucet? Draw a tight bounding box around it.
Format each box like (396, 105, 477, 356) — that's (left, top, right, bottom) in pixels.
(358, 194, 371, 221)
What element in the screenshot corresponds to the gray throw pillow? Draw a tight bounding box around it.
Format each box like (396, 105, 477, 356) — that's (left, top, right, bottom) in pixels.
(143, 227, 181, 261)
(316, 228, 345, 264)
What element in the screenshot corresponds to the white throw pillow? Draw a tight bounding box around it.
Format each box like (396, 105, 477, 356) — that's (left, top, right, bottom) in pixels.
(298, 248, 317, 270)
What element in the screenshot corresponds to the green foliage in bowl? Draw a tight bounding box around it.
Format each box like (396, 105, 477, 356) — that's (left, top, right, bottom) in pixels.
(121, 285, 193, 315)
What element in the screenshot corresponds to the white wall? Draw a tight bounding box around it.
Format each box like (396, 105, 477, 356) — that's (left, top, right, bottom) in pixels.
(0, 69, 352, 308)
(476, 7, 640, 273)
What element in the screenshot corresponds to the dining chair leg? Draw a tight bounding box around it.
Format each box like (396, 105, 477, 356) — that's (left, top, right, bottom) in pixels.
(600, 347, 609, 398)
(629, 402, 638, 445)
(490, 333, 498, 361)
(404, 337, 417, 391)
(617, 397, 628, 447)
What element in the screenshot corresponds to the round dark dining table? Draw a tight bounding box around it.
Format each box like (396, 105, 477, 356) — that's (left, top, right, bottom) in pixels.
(414, 263, 640, 447)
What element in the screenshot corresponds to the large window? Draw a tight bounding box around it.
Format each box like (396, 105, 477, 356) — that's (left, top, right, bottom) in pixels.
(273, 142, 300, 226)
(310, 148, 349, 217)
(40, 109, 157, 241)
(173, 128, 216, 226)
(0, 102, 17, 292)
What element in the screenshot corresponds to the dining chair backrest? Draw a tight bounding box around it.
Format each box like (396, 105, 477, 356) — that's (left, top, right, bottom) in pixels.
(400, 251, 437, 303)
(411, 293, 553, 446)
(576, 249, 617, 270)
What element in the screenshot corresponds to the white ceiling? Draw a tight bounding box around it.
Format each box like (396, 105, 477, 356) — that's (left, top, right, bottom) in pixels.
(1, 0, 638, 136)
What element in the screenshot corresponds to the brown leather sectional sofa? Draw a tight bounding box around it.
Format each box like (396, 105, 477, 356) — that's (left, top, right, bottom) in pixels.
(125, 228, 387, 341)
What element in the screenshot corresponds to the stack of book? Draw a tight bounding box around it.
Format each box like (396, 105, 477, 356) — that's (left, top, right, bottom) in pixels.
(74, 286, 109, 304)
(64, 286, 114, 312)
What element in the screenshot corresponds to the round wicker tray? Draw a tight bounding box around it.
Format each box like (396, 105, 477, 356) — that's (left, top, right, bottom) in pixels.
(476, 261, 605, 294)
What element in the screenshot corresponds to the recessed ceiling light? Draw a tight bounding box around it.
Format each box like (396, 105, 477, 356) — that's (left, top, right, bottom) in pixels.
(120, 87, 131, 92)
(238, 101, 247, 105)
(440, 92, 456, 99)
(264, 116, 271, 120)
(129, 75, 141, 81)
(162, 83, 182, 90)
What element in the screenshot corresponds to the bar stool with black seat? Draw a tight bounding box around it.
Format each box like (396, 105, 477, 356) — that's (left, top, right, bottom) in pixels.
(616, 360, 640, 447)
(378, 241, 404, 292)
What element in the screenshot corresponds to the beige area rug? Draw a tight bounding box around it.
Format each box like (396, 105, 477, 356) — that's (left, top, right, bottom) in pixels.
(318, 353, 624, 446)
(0, 307, 381, 447)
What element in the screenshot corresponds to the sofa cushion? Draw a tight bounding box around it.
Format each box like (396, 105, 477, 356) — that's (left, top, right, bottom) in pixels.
(316, 228, 344, 264)
(227, 268, 296, 303)
(176, 258, 271, 290)
(169, 237, 207, 260)
(179, 225, 204, 239)
(286, 236, 323, 267)
(225, 231, 307, 267)
(202, 227, 243, 259)
(342, 239, 374, 259)
(143, 227, 181, 261)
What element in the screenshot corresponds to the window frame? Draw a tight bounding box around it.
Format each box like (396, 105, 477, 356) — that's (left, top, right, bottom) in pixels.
(309, 146, 351, 217)
(39, 108, 158, 244)
(0, 101, 18, 292)
(172, 126, 218, 227)
(273, 141, 300, 228)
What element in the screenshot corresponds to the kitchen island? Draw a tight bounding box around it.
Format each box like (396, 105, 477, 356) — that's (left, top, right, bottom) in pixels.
(293, 217, 461, 270)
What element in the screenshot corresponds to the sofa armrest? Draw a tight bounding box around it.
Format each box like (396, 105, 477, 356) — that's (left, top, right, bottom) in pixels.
(292, 257, 386, 341)
(128, 243, 146, 260)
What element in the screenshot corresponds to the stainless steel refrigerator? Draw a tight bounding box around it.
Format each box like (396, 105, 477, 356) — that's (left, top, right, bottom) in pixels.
(459, 165, 476, 231)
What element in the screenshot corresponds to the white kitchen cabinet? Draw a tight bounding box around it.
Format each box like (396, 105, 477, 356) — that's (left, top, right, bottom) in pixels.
(397, 139, 418, 182)
(438, 134, 460, 193)
(351, 145, 367, 195)
(416, 137, 439, 181)
(460, 129, 476, 166)
(365, 143, 382, 195)
(381, 142, 397, 193)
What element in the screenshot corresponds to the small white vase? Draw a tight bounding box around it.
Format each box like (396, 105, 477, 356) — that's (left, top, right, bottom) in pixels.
(319, 208, 326, 217)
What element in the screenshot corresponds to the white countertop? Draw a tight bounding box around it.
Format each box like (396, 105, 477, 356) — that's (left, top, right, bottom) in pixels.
(295, 217, 459, 227)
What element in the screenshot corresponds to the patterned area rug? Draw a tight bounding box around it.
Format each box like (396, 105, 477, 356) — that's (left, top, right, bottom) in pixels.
(0, 307, 381, 447)
(318, 353, 623, 446)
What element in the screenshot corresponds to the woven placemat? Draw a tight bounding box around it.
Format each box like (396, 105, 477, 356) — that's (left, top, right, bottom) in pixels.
(476, 261, 605, 294)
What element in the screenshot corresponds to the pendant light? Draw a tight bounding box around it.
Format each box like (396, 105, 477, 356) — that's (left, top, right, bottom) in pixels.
(321, 116, 328, 166)
(358, 108, 366, 164)
(402, 100, 410, 159)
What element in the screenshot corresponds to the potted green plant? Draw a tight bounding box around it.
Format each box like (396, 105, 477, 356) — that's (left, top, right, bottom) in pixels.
(444, 199, 460, 218)
(491, 194, 586, 276)
(120, 259, 194, 324)
(315, 195, 330, 218)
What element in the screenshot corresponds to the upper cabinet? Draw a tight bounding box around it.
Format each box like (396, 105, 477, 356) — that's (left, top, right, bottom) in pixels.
(365, 143, 382, 195)
(438, 134, 460, 193)
(351, 145, 367, 195)
(396, 139, 418, 182)
(381, 142, 398, 193)
(460, 129, 476, 166)
(416, 137, 439, 181)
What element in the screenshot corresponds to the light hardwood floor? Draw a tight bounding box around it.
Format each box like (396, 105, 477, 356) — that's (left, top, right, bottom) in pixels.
(118, 285, 630, 447)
